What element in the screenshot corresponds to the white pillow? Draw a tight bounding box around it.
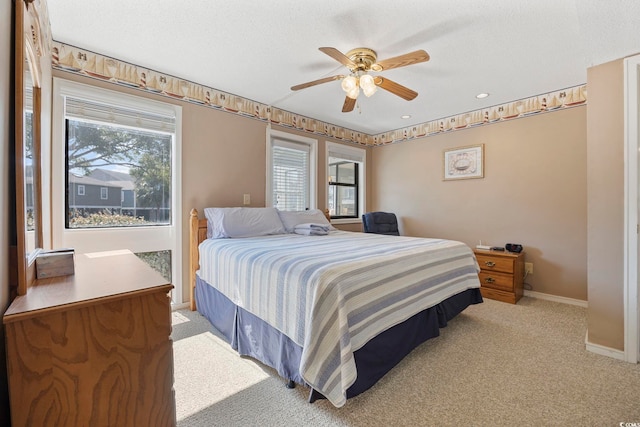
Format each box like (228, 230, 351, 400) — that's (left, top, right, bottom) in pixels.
(204, 207, 285, 238)
(277, 209, 335, 233)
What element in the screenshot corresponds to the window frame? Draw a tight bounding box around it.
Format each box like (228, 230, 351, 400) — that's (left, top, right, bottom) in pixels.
(50, 77, 183, 304)
(326, 141, 366, 223)
(77, 184, 85, 196)
(266, 128, 317, 210)
(328, 161, 359, 219)
(100, 187, 108, 200)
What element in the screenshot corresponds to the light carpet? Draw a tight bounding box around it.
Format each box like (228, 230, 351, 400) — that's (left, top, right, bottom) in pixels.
(171, 297, 640, 426)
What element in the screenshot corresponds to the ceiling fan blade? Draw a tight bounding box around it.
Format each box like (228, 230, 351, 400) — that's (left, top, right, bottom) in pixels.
(371, 49, 430, 71)
(291, 75, 345, 91)
(374, 76, 418, 101)
(342, 96, 356, 113)
(319, 47, 357, 69)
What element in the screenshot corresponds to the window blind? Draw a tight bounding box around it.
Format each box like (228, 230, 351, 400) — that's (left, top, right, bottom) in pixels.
(328, 152, 363, 163)
(327, 144, 365, 164)
(65, 97, 176, 133)
(272, 140, 309, 211)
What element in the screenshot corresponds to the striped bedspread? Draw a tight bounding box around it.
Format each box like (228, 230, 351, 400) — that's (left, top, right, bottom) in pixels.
(197, 231, 480, 407)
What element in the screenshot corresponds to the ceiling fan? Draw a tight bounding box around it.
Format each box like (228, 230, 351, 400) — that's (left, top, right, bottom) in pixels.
(291, 47, 430, 112)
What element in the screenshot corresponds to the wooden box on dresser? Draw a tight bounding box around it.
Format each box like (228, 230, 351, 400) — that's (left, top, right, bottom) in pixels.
(3, 250, 176, 427)
(473, 249, 525, 304)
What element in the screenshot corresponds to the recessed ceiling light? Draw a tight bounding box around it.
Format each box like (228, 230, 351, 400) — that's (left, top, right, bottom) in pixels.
(401, 115, 411, 119)
(476, 93, 490, 99)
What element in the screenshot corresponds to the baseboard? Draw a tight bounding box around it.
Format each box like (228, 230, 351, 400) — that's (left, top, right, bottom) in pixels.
(584, 331, 626, 361)
(524, 290, 588, 307)
(172, 302, 190, 311)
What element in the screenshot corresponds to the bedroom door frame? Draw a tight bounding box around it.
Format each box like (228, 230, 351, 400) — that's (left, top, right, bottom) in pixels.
(624, 53, 640, 363)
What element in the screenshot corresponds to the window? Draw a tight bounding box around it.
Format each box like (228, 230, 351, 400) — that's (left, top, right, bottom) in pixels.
(77, 185, 85, 196)
(51, 78, 182, 304)
(63, 96, 173, 228)
(326, 142, 366, 220)
(266, 129, 317, 211)
(328, 161, 358, 218)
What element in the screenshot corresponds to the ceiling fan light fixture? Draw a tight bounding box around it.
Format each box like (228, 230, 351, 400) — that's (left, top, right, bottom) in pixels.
(346, 85, 360, 99)
(292, 46, 430, 111)
(341, 75, 358, 93)
(360, 74, 377, 97)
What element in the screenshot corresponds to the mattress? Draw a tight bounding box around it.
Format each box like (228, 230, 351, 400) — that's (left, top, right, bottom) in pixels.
(197, 230, 481, 406)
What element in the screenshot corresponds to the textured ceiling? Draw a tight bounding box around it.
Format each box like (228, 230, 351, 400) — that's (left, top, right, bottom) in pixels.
(47, 0, 640, 135)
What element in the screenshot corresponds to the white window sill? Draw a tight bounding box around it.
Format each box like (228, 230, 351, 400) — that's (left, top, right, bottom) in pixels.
(330, 218, 362, 225)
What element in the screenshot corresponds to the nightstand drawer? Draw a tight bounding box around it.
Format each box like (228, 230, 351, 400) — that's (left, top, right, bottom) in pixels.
(479, 287, 517, 304)
(479, 271, 514, 292)
(475, 254, 514, 274)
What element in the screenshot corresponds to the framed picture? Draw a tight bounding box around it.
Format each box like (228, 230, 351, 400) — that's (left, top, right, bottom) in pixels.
(443, 144, 484, 180)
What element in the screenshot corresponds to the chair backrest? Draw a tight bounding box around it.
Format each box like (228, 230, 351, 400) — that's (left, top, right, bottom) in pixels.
(362, 211, 400, 236)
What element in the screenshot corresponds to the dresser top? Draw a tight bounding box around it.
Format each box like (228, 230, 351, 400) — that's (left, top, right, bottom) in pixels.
(4, 250, 172, 323)
(473, 248, 524, 259)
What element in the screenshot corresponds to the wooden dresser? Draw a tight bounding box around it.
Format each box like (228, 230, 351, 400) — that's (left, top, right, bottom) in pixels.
(3, 250, 176, 427)
(474, 249, 525, 304)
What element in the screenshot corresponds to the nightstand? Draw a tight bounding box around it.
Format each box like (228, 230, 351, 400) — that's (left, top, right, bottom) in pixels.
(473, 249, 525, 304)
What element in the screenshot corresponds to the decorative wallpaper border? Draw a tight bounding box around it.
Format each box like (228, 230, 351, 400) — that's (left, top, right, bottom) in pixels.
(28, 0, 53, 60)
(372, 85, 586, 145)
(51, 41, 586, 147)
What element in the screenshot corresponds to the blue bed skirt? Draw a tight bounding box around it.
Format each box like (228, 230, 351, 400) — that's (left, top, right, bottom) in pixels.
(195, 275, 482, 402)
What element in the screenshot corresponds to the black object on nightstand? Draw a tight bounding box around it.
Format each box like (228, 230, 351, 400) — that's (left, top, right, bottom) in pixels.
(505, 243, 523, 253)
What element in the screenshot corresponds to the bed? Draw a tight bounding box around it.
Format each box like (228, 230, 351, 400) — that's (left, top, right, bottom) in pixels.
(189, 207, 482, 407)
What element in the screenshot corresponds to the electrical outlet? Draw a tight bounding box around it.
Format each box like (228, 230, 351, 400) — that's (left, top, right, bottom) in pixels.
(243, 194, 250, 205)
(525, 262, 533, 275)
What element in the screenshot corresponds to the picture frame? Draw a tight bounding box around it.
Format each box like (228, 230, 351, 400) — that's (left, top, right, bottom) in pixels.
(443, 144, 484, 180)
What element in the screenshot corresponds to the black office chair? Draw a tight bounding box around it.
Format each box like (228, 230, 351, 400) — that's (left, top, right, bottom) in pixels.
(362, 211, 400, 236)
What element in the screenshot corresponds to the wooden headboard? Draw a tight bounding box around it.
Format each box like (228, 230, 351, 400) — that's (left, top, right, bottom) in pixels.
(188, 208, 331, 311)
(189, 209, 208, 310)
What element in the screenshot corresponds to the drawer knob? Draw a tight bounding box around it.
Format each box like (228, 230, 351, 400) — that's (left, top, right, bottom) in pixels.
(484, 277, 496, 283)
(484, 261, 496, 267)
